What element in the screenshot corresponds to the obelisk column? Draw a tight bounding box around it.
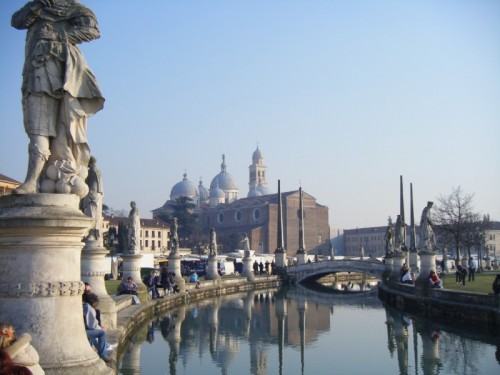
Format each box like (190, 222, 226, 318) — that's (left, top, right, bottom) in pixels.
(274, 180, 287, 269)
(296, 187, 307, 265)
(0, 194, 111, 374)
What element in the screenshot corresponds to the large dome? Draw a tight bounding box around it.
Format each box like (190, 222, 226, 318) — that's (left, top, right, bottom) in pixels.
(198, 179, 209, 203)
(210, 154, 239, 191)
(170, 173, 198, 200)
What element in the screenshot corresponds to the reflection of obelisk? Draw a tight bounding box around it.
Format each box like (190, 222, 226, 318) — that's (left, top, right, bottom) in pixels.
(297, 297, 307, 375)
(120, 323, 148, 375)
(274, 180, 287, 269)
(275, 293, 288, 375)
(296, 187, 308, 266)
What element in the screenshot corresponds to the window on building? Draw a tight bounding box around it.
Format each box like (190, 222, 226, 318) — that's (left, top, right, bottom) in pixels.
(152, 231, 155, 238)
(235, 210, 242, 222)
(158, 241, 161, 248)
(145, 230, 149, 238)
(145, 240, 149, 247)
(218, 213, 224, 223)
(253, 208, 261, 221)
(318, 234, 322, 243)
(158, 231, 161, 238)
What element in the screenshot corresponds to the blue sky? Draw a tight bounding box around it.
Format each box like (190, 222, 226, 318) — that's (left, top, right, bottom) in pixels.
(1, 0, 499, 230)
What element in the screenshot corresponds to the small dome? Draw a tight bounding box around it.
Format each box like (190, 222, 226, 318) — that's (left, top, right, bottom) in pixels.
(198, 178, 209, 202)
(247, 187, 262, 198)
(170, 173, 198, 200)
(210, 184, 225, 199)
(257, 185, 271, 195)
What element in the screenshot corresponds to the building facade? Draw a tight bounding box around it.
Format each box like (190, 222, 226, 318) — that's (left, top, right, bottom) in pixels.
(0, 174, 21, 196)
(153, 148, 330, 256)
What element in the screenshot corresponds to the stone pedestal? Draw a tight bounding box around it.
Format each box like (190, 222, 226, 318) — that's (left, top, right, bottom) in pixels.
(296, 252, 307, 266)
(391, 253, 406, 281)
(242, 255, 255, 281)
(409, 251, 420, 273)
(418, 251, 437, 280)
(274, 251, 287, 269)
(81, 241, 117, 328)
(205, 256, 220, 280)
(121, 254, 146, 292)
(0, 194, 112, 374)
(167, 252, 185, 292)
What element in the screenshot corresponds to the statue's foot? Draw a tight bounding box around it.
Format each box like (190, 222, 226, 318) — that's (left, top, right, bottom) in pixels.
(12, 182, 37, 195)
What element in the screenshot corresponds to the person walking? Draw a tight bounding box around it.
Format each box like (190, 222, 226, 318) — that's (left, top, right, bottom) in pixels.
(468, 257, 477, 282)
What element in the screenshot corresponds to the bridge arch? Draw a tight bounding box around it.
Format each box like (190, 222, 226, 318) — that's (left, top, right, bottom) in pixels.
(286, 259, 386, 284)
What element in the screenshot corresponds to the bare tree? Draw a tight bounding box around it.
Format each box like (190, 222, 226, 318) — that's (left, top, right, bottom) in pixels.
(434, 186, 478, 261)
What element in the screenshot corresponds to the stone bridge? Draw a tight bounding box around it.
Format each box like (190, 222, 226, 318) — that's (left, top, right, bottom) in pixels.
(286, 258, 386, 284)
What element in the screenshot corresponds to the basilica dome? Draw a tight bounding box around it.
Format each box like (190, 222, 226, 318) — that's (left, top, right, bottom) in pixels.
(210, 154, 239, 192)
(170, 173, 198, 201)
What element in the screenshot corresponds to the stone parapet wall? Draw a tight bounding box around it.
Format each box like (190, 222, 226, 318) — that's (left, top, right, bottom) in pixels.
(379, 282, 500, 336)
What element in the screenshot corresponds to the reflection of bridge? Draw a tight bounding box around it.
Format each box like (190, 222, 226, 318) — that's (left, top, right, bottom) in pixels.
(286, 258, 386, 283)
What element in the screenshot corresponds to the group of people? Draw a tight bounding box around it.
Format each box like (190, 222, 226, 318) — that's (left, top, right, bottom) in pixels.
(252, 260, 272, 275)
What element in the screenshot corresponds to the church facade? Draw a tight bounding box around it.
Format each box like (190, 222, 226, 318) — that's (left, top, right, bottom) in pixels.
(152, 147, 331, 256)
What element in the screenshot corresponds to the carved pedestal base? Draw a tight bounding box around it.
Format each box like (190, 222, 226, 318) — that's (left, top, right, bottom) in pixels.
(296, 252, 307, 266)
(81, 242, 116, 328)
(0, 194, 112, 374)
(274, 251, 287, 269)
(409, 251, 420, 273)
(418, 251, 437, 280)
(120, 254, 147, 300)
(205, 256, 220, 280)
(242, 256, 255, 281)
(167, 252, 185, 293)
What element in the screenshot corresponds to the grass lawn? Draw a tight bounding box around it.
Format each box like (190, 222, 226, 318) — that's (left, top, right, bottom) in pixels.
(105, 280, 121, 295)
(441, 270, 499, 294)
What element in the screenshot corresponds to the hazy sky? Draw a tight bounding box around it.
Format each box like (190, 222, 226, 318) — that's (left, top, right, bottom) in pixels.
(1, 0, 499, 230)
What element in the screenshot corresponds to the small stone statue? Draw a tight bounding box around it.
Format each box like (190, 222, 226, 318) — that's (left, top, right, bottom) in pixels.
(81, 156, 103, 246)
(11, 0, 104, 197)
(209, 227, 217, 257)
(419, 201, 437, 252)
(394, 215, 406, 253)
(128, 201, 141, 254)
(169, 217, 179, 252)
(384, 225, 394, 256)
(241, 233, 251, 257)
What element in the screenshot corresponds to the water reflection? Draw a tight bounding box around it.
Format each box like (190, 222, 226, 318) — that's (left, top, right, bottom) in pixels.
(119, 287, 499, 375)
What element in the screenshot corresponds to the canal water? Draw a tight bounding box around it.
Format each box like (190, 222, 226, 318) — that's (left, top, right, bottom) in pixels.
(118, 286, 499, 375)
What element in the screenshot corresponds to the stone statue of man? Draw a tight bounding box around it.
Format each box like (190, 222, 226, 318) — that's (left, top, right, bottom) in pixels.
(394, 215, 405, 253)
(11, 0, 104, 197)
(128, 201, 140, 254)
(81, 156, 103, 246)
(209, 227, 217, 257)
(169, 217, 179, 252)
(241, 233, 250, 257)
(419, 201, 437, 252)
(384, 225, 394, 256)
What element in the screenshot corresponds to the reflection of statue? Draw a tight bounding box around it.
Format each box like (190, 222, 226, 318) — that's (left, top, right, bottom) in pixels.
(419, 201, 437, 252)
(128, 201, 140, 254)
(169, 217, 179, 251)
(385, 226, 394, 256)
(394, 215, 405, 252)
(241, 233, 250, 257)
(81, 156, 103, 244)
(209, 227, 217, 257)
(11, 0, 104, 197)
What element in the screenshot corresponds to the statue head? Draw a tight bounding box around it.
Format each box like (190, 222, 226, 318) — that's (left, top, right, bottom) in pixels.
(427, 201, 434, 208)
(130, 201, 136, 208)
